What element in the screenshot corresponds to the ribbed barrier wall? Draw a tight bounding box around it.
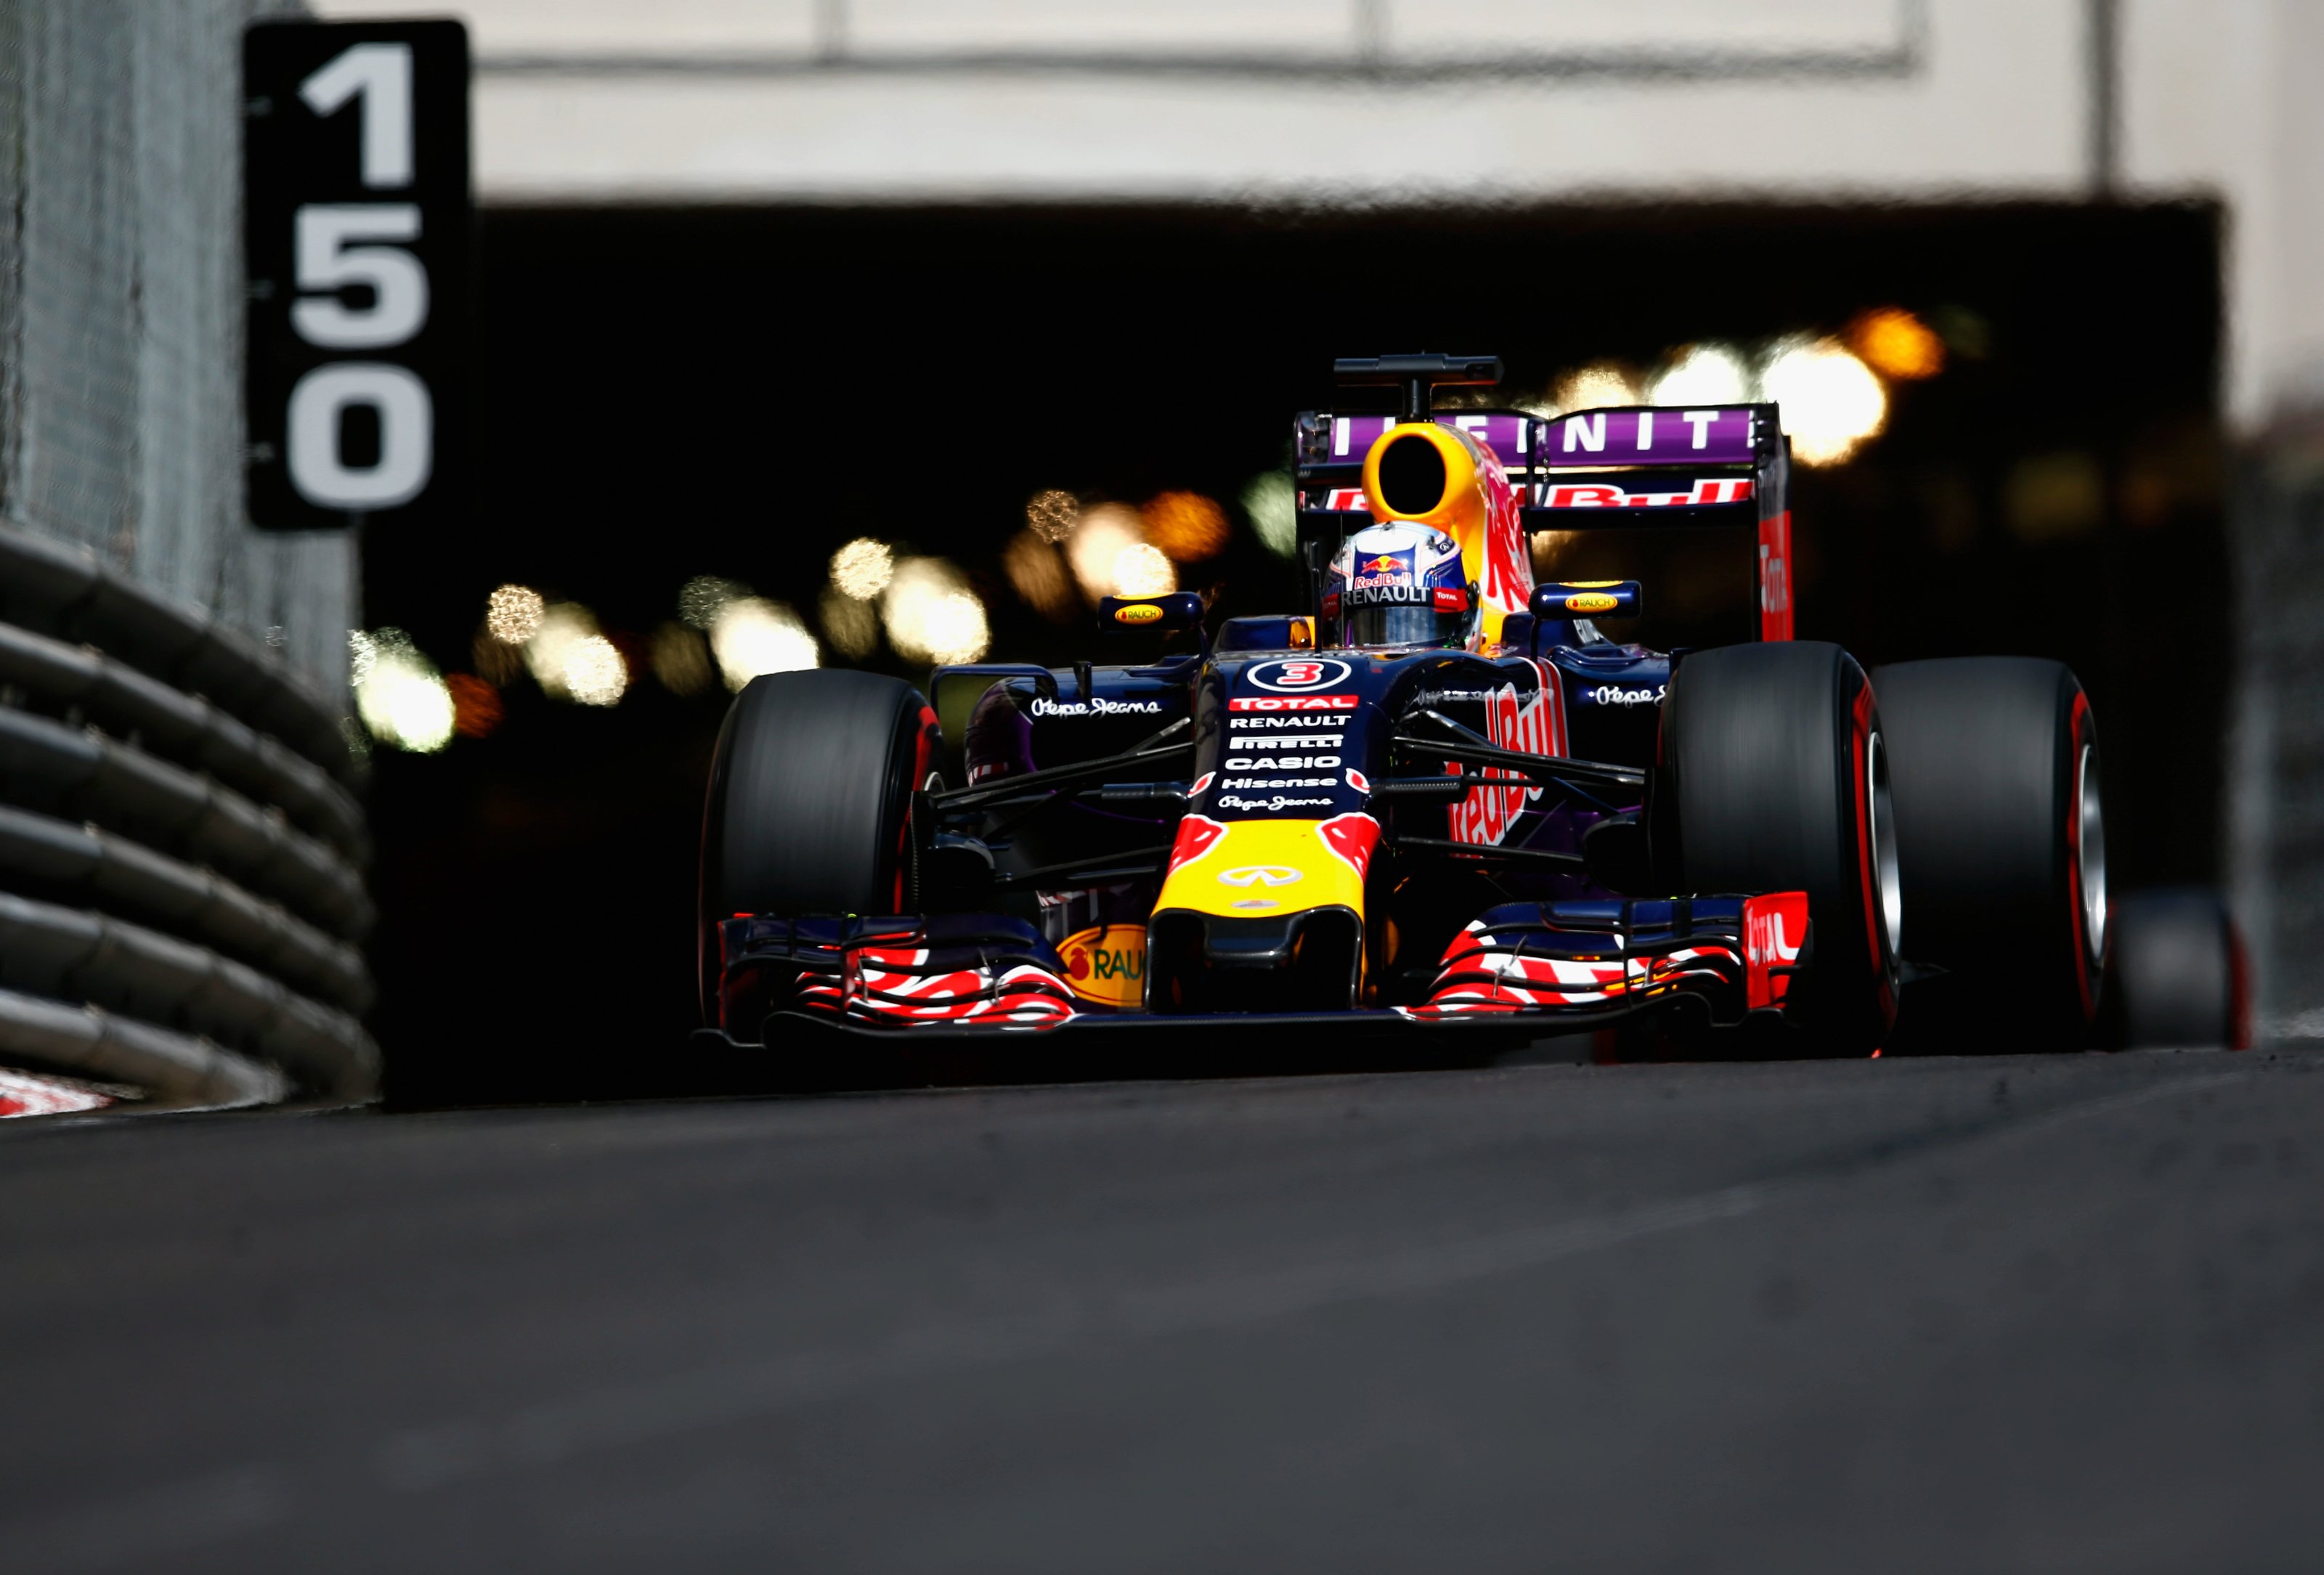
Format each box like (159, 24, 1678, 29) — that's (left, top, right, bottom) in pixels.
(2230, 434, 2324, 1040)
(0, 0, 368, 1106)
(0, 524, 375, 1104)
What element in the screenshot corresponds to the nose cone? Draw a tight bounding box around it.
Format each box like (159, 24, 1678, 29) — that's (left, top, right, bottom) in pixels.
(1151, 813, 1381, 919)
(1146, 816, 1381, 1013)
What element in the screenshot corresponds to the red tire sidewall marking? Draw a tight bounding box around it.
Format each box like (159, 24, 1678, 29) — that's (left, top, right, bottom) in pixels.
(2063, 689, 2096, 1022)
(892, 704, 940, 914)
(1848, 677, 1893, 1017)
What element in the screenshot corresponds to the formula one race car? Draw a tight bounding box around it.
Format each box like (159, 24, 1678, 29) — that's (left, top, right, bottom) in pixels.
(697, 354, 2111, 1072)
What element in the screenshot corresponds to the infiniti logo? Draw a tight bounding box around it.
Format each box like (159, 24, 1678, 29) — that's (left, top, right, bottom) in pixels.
(1216, 866, 1303, 888)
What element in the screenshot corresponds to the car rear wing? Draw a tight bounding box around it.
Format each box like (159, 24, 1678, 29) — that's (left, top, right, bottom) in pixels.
(1293, 402, 1795, 640)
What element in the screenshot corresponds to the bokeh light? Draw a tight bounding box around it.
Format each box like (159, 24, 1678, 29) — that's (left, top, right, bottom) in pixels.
(471, 629, 521, 685)
(1025, 489, 1078, 543)
(1112, 542, 1177, 597)
(354, 628, 455, 753)
(819, 587, 881, 659)
(1649, 343, 1752, 406)
(649, 622, 715, 695)
(882, 558, 991, 664)
(1002, 529, 1078, 622)
(1142, 492, 1230, 561)
(1762, 338, 1889, 466)
(444, 673, 502, 738)
(679, 575, 748, 632)
(1849, 307, 1946, 380)
(1240, 470, 1297, 558)
(924, 595, 991, 664)
(523, 601, 600, 699)
(2004, 451, 2105, 542)
(711, 597, 820, 691)
(1552, 363, 1641, 413)
(829, 538, 895, 601)
(563, 634, 628, 707)
(1064, 502, 1144, 602)
(484, 583, 545, 646)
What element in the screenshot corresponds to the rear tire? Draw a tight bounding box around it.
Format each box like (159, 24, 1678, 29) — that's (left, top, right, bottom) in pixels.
(1873, 657, 2103, 1049)
(1657, 641, 1901, 1055)
(697, 670, 938, 1022)
(2107, 889, 2248, 1049)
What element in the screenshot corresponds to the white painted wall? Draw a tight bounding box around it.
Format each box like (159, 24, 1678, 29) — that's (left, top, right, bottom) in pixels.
(313, 0, 2324, 428)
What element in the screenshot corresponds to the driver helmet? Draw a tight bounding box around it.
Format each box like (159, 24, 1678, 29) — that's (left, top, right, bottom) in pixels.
(1325, 521, 1476, 651)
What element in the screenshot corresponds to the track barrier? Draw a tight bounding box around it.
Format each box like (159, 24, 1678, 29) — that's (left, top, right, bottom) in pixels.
(0, 524, 375, 1107)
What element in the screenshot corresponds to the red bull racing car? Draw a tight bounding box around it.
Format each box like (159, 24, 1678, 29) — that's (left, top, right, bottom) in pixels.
(696, 354, 2112, 1075)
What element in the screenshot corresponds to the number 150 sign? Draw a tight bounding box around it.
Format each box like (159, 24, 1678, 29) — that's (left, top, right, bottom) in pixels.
(245, 21, 468, 531)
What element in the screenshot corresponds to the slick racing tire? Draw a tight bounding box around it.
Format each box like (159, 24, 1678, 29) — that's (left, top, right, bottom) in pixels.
(1872, 658, 2103, 1050)
(2105, 888, 2249, 1049)
(1658, 641, 1901, 1055)
(697, 670, 938, 1022)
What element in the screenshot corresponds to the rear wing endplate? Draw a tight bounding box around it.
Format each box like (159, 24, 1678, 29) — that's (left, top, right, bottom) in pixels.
(1293, 403, 1794, 640)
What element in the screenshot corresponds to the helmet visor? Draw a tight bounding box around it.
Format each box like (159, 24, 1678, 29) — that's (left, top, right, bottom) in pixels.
(1344, 602, 1470, 650)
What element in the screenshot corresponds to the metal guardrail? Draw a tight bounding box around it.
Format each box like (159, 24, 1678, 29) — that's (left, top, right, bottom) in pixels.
(0, 522, 377, 1107)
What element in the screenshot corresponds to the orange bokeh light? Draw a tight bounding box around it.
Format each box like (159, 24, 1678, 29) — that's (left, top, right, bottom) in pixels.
(1848, 307, 1946, 381)
(1141, 491, 1231, 561)
(445, 673, 503, 738)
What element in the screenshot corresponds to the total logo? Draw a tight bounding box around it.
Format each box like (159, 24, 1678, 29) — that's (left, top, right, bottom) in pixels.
(1228, 694, 1357, 713)
(1742, 891, 1810, 1009)
(1243, 658, 1351, 693)
(1746, 903, 1803, 966)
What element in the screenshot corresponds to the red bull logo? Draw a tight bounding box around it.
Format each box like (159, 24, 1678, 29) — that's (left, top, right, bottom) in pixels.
(1475, 444, 1532, 631)
(1361, 554, 1405, 574)
(1449, 659, 1569, 847)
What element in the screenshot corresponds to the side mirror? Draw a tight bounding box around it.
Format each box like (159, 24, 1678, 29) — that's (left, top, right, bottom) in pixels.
(1098, 592, 1207, 640)
(1530, 580, 1641, 620)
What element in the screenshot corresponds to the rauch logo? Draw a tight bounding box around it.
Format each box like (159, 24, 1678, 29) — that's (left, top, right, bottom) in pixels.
(1060, 923, 1146, 1009)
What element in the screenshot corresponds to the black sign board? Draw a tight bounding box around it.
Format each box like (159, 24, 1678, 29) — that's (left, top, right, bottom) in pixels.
(244, 20, 469, 532)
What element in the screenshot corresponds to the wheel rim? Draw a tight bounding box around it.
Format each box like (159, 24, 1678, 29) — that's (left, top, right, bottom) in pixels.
(1867, 731, 1903, 960)
(2077, 743, 2107, 965)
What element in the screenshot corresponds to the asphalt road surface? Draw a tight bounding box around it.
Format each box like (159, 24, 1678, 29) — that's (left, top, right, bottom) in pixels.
(3, 1044, 2320, 1573)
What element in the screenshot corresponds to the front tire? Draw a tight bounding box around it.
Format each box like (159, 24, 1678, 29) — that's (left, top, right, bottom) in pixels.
(1657, 641, 1901, 1055)
(697, 670, 937, 1022)
(1874, 657, 2103, 1049)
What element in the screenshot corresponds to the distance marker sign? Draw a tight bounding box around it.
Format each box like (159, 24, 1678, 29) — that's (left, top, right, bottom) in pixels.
(245, 20, 468, 531)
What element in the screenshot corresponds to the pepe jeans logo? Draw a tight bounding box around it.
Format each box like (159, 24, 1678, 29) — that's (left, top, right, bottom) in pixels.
(1029, 696, 1163, 717)
(1216, 866, 1303, 888)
